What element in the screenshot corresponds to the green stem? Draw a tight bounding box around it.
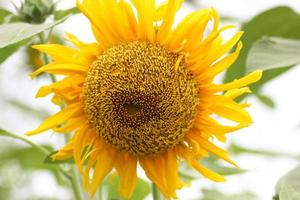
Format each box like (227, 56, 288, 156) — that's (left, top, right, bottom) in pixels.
(0, 129, 70, 179)
(63, 134, 83, 200)
(152, 183, 161, 200)
(70, 166, 83, 200)
(1, 129, 49, 155)
(98, 184, 103, 200)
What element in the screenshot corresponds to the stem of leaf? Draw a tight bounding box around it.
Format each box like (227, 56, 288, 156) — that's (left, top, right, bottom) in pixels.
(152, 183, 161, 200)
(0, 129, 70, 179)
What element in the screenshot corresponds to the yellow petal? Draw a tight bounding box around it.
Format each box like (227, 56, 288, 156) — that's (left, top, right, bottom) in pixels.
(190, 160, 225, 182)
(90, 148, 116, 198)
(224, 87, 251, 99)
(209, 96, 252, 124)
(131, 0, 156, 42)
(32, 44, 91, 65)
(199, 42, 242, 80)
(26, 103, 81, 136)
(65, 33, 102, 55)
(31, 62, 88, 78)
(165, 150, 184, 196)
(210, 70, 263, 92)
(167, 8, 212, 51)
(115, 154, 138, 198)
(36, 75, 84, 98)
(139, 155, 169, 197)
(52, 140, 74, 160)
(189, 133, 237, 167)
(157, 0, 184, 43)
(53, 116, 86, 133)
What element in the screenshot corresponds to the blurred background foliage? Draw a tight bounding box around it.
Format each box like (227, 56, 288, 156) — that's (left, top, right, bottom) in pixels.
(1, 0, 300, 199)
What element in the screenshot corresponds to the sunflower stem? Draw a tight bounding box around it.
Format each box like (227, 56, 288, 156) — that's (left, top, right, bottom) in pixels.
(70, 165, 84, 200)
(152, 183, 161, 200)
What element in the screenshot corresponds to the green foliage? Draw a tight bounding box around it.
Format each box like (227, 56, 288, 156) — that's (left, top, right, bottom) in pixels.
(54, 7, 80, 20)
(224, 7, 300, 105)
(4, 97, 50, 119)
(229, 143, 297, 158)
(103, 174, 151, 200)
(0, 8, 13, 23)
(0, 144, 65, 186)
(0, 40, 25, 64)
(246, 37, 300, 72)
(201, 189, 257, 200)
(0, 16, 67, 48)
(224, 6, 300, 82)
(255, 93, 275, 108)
(279, 183, 300, 200)
(18, 0, 56, 24)
(275, 165, 300, 196)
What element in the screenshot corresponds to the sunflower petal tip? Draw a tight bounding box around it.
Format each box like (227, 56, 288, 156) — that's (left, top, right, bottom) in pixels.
(25, 130, 38, 136)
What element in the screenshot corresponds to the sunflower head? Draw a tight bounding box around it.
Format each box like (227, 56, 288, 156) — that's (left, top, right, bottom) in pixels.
(83, 40, 200, 155)
(27, 0, 262, 199)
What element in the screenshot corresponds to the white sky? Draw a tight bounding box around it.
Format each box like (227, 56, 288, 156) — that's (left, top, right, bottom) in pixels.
(1, 0, 300, 199)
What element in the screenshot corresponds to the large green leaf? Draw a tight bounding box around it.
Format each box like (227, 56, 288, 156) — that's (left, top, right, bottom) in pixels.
(224, 7, 300, 91)
(103, 174, 151, 200)
(247, 37, 300, 72)
(0, 16, 68, 48)
(279, 183, 300, 200)
(275, 165, 300, 195)
(0, 40, 25, 64)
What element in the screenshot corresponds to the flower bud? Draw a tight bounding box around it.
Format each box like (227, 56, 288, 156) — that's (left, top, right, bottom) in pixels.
(19, 0, 55, 24)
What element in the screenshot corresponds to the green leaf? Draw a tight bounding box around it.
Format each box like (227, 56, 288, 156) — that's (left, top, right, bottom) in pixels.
(224, 6, 300, 89)
(229, 143, 297, 158)
(0, 16, 68, 48)
(4, 97, 50, 118)
(0, 8, 13, 23)
(201, 189, 257, 200)
(54, 7, 80, 20)
(276, 165, 300, 195)
(0, 144, 66, 185)
(247, 37, 300, 72)
(255, 93, 275, 108)
(0, 40, 25, 64)
(279, 183, 300, 200)
(103, 174, 151, 200)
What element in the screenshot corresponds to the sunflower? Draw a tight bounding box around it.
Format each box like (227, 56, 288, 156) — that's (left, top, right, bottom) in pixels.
(26, 0, 262, 199)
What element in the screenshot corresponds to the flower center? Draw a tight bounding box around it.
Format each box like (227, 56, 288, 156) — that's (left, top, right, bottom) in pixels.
(83, 41, 199, 155)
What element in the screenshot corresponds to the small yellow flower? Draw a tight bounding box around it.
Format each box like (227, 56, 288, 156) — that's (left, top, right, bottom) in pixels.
(27, 0, 262, 199)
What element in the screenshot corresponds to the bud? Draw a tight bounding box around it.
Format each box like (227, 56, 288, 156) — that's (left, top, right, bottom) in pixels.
(18, 0, 56, 24)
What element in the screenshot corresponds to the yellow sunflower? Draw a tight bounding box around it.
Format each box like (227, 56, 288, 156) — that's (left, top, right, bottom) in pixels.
(27, 0, 262, 199)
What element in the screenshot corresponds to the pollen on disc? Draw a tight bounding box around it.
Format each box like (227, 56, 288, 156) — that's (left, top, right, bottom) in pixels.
(83, 41, 200, 155)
